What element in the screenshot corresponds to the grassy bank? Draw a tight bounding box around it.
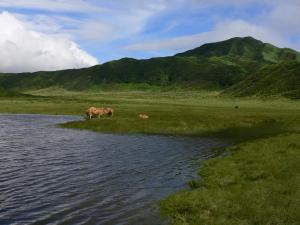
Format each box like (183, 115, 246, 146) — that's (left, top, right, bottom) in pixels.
(0, 88, 299, 224)
(161, 133, 300, 225)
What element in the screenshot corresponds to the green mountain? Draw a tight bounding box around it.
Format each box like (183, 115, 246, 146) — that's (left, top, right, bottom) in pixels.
(177, 36, 300, 63)
(0, 86, 22, 97)
(0, 36, 299, 96)
(225, 62, 300, 99)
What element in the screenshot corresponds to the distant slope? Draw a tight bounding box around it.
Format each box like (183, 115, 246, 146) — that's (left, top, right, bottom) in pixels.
(176, 36, 300, 63)
(225, 62, 300, 99)
(0, 56, 247, 91)
(0, 36, 299, 96)
(0, 86, 22, 97)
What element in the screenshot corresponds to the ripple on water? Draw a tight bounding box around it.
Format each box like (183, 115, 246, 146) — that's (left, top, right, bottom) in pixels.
(0, 114, 225, 225)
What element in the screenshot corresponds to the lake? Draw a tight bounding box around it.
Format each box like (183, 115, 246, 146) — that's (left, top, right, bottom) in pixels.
(0, 114, 224, 225)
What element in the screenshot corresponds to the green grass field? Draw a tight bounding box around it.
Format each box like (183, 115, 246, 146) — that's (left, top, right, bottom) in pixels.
(161, 133, 300, 225)
(0, 87, 299, 225)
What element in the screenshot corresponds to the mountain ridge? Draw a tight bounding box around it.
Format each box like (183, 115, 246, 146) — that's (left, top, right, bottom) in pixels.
(176, 36, 300, 63)
(0, 36, 299, 98)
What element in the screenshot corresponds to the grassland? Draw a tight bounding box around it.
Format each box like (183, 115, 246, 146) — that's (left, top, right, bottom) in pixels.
(0, 87, 299, 225)
(161, 133, 300, 225)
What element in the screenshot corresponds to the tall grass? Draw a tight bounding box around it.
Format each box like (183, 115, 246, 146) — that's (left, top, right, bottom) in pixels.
(161, 133, 300, 225)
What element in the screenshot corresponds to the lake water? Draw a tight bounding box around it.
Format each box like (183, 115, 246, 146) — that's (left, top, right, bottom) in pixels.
(0, 114, 224, 225)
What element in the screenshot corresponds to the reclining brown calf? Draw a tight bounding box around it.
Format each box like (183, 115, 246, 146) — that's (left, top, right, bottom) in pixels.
(139, 113, 149, 119)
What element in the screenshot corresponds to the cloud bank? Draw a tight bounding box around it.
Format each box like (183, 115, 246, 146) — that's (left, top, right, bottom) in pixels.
(0, 0, 300, 67)
(124, 20, 288, 52)
(124, 1, 300, 53)
(0, 0, 106, 13)
(0, 12, 98, 73)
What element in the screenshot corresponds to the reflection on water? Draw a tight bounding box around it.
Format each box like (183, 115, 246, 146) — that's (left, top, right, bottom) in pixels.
(0, 114, 224, 225)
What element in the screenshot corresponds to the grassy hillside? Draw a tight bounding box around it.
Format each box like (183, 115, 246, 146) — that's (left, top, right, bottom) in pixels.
(226, 62, 300, 99)
(177, 36, 300, 63)
(0, 56, 246, 91)
(0, 86, 23, 97)
(1, 37, 299, 95)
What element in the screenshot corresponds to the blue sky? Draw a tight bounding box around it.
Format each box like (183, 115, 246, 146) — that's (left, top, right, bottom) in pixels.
(0, 0, 299, 72)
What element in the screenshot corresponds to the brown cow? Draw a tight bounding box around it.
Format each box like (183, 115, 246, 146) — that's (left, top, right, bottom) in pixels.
(86, 107, 114, 119)
(86, 107, 102, 119)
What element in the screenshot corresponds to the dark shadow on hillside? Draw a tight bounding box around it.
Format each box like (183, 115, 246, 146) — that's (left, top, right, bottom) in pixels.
(201, 119, 287, 143)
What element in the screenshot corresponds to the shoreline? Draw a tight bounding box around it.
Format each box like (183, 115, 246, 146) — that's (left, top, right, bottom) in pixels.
(60, 117, 299, 225)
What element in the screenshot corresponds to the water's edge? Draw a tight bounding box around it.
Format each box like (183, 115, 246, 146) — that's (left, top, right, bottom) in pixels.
(0, 114, 226, 225)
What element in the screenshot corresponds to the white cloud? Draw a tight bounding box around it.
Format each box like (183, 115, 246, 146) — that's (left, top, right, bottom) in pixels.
(124, 0, 300, 54)
(75, 9, 156, 42)
(260, 3, 300, 36)
(0, 11, 98, 73)
(0, 0, 106, 12)
(1, 0, 299, 64)
(124, 20, 289, 52)
(79, 21, 114, 41)
(10, 1, 165, 44)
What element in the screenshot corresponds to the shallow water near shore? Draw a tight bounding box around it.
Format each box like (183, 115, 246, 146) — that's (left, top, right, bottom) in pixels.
(0, 114, 225, 225)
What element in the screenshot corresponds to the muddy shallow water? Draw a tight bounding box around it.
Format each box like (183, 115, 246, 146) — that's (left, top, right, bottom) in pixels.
(0, 114, 224, 225)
